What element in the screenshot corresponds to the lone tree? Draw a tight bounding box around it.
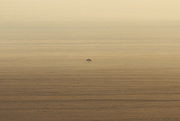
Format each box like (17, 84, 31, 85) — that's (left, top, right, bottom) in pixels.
(86, 59, 92, 62)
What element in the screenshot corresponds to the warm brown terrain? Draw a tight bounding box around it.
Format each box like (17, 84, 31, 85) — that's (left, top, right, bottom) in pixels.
(1, 67, 180, 121)
(1, 22, 180, 121)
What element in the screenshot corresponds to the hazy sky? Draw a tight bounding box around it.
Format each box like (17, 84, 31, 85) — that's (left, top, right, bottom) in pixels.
(1, 0, 180, 22)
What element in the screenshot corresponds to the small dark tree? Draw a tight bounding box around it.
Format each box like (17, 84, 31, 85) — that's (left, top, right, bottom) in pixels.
(86, 59, 92, 62)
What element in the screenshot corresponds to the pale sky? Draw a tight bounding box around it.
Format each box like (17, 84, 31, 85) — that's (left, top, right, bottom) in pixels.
(1, 0, 180, 22)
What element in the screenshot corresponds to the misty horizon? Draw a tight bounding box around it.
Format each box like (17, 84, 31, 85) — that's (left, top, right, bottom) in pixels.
(1, 0, 180, 121)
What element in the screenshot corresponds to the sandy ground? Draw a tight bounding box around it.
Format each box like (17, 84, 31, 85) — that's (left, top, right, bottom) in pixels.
(1, 57, 180, 121)
(1, 23, 180, 121)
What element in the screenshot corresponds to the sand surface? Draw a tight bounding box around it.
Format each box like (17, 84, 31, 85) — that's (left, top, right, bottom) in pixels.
(1, 22, 180, 121)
